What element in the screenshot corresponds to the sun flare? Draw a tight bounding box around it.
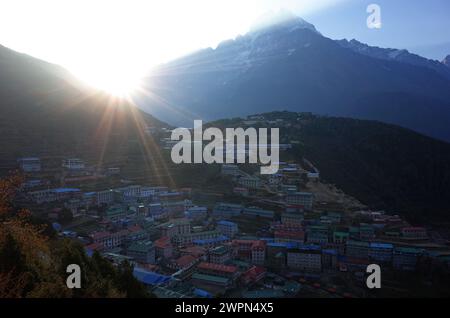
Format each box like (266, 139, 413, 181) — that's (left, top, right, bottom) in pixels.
(71, 65, 144, 97)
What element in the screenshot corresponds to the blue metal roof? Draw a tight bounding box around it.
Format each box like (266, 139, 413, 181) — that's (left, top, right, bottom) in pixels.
(193, 235, 229, 245)
(217, 220, 237, 226)
(53, 188, 80, 193)
(133, 268, 172, 286)
(194, 288, 212, 298)
(370, 242, 393, 249)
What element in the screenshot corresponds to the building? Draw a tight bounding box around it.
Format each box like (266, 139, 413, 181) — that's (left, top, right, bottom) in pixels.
(193, 235, 230, 249)
(196, 262, 239, 280)
(217, 220, 238, 238)
(401, 227, 428, 239)
(242, 207, 274, 219)
(306, 231, 328, 245)
(322, 249, 339, 269)
(285, 192, 314, 210)
(105, 205, 127, 221)
(17, 157, 41, 172)
(333, 231, 349, 244)
(281, 213, 304, 226)
(369, 243, 393, 263)
(29, 188, 82, 204)
(238, 176, 261, 189)
(241, 266, 266, 286)
(158, 219, 191, 239)
(221, 164, 241, 176)
(176, 255, 200, 271)
(62, 158, 85, 170)
(212, 203, 243, 219)
(232, 240, 266, 265)
(185, 206, 208, 221)
(127, 240, 156, 264)
(96, 190, 114, 205)
(233, 187, 249, 197)
(251, 241, 266, 265)
(393, 247, 423, 271)
(126, 225, 148, 243)
(274, 230, 305, 244)
(346, 240, 370, 259)
(154, 236, 173, 259)
(179, 246, 207, 259)
(359, 224, 376, 241)
(173, 230, 222, 246)
(209, 246, 231, 264)
(286, 246, 322, 272)
(90, 230, 128, 249)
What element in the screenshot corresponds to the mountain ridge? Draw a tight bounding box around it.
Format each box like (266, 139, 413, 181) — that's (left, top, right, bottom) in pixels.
(138, 15, 450, 142)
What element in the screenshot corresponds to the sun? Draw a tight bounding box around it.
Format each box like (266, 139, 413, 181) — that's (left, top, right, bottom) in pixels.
(72, 66, 144, 97)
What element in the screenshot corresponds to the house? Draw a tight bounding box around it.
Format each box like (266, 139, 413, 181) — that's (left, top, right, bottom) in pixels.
(173, 255, 199, 270)
(126, 224, 148, 243)
(322, 249, 338, 269)
(185, 206, 208, 221)
(212, 203, 243, 219)
(274, 230, 305, 244)
(241, 266, 266, 286)
(105, 205, 127, 221)
(306, 231, 328, 245)
(359, 224, 376, 241)
(62, 158, 85, 170)
(333, 231, 349, 244)
(172, 229, 222, 246)
(17, 157, 41, 172)
(232, 240, 266, 265)
(286, 246, 322, 272)
(221, 164, 241, 176)
(196, 262, 239, 280)
(393, 247, 423, 271)
(238, 176, 261, 189)
(192, 235, 230, 249)
(285, 192, 314, 210)
(127, 240, 156, 264)
(179, 246, 207, 259)
(281, 212, 304, 226)
(217, 220, 239, 238)
(90, 230, 128, 249)
(401, 227, 428, 239)
(158, 219, 191, 239)
(209, 245, 231, 264)
(242, 207, 274, 219)
(368, 243, 393, 263)
(154, 236, 173, 259)
(233, 187, 249, 197)
(346, 240, 370, 259)
(96, 190, 114, 205)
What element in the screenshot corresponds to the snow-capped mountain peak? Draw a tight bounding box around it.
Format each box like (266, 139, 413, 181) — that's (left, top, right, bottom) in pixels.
(443, 55, 450, 68)
(249, 9, 320, 36)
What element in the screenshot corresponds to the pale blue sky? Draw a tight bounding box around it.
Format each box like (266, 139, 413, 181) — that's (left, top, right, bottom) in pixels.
(304, 0, 450, 60)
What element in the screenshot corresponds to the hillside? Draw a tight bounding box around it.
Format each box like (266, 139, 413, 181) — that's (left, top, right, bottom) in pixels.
(211, 112, 450, 224)
(0, 44, 166, 169)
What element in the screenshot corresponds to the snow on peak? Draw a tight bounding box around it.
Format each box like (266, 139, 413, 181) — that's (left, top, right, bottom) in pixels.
(249, 9, 319, 35)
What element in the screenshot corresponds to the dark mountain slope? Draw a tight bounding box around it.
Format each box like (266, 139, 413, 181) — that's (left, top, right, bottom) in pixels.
(0, 44, 165, 166)
(236, 112, 450, 223)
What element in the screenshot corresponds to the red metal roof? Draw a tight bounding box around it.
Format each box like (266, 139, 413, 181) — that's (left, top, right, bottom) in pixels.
(197, 262, 238, 274)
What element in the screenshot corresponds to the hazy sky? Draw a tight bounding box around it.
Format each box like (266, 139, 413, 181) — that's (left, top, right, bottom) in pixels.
(1, 0, 449, 93)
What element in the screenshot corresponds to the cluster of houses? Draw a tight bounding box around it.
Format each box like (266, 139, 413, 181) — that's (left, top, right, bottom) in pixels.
(16, 146, 450, 298)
